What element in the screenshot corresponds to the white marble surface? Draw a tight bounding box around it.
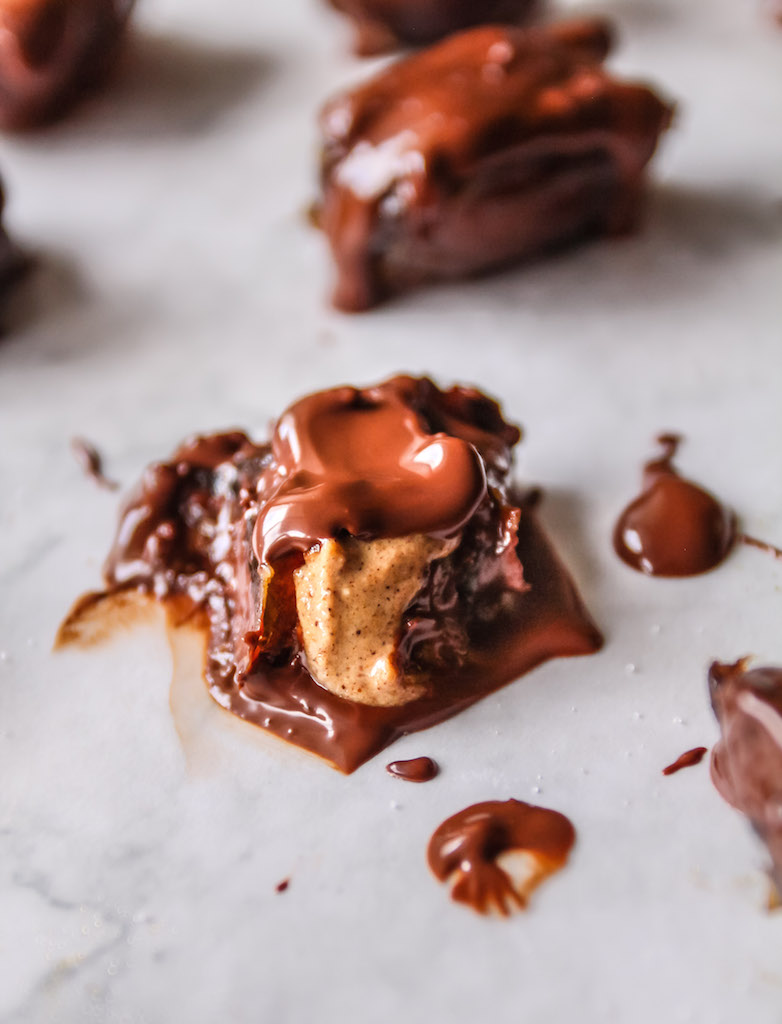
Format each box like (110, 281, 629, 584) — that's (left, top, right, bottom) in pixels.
(1, 0, 782, 1021)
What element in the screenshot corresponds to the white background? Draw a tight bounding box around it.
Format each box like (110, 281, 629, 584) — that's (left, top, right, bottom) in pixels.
(1, 0, 781, 1021)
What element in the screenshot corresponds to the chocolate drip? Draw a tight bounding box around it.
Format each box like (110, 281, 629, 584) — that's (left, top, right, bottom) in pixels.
(709, 660, 782, 886)
(0, 0, 134, 130)
(662, 746, 707, 776)
(613, 434, 736, 577)
(71, 437, 118, 491)
(740, 534, 782, 561)
(386, 756, 439, 782)
(427, 799, 575, 915)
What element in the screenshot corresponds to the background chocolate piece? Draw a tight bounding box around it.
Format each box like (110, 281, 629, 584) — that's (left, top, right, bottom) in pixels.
(0, 0, 135, 129)
(709, 660, 782, 887)
(0, 174, 27, 306)
(318, 20, 673, 311)
(327, 0, 538, 56)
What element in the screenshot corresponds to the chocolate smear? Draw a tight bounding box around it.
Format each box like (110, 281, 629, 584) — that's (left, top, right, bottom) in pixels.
(427, 798, 575, 915)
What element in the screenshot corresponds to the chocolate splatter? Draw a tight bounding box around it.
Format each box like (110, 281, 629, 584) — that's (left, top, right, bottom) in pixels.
(427, 798, 575, 915)
(662, 746, 707, 776)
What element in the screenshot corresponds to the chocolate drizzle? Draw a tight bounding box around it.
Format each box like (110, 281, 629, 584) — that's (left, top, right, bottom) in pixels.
(662, 746, 707, 776)
(709, 659, 782, 887)
(65, 377, 602, 773)
(613, 434, 737, 577)
(71, 437, 119, 491)
(0, 0, 134, 130)
(427, 799, 575, 914)
(386, 756, 439, 782)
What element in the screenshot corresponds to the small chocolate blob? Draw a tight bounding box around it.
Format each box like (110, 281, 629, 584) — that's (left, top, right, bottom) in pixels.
(386, 756, 439, 782)
(662, 746, 707, 776)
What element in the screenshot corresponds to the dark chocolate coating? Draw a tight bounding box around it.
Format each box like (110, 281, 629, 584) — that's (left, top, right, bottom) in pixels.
(709, 660, 782, 886)
(427, 799, 575, 914)
(79, 377, 602, 773)
(0, 0, 134, 129)
(318, 19, 673, 311)
(613, 435, 736, 577)
(327, 0, 538, 56)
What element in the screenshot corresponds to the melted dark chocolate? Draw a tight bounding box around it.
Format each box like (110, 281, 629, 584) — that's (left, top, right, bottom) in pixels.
(0, 0, 134, 130)
(427, 799, 575, 914)
(71, 437, 119, 491)
(709, 660, 782, 886)
(385, 756, 439, 782)
(66, 377, 602, 773)
(327, 0, 538, 56)
(253, 377, 512, 563)
(662, 746, 707, 776)
(613, 435, 736, 577)
(318, 20, 672, 311)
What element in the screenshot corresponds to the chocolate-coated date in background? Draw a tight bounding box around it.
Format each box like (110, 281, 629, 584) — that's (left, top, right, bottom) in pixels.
(327, 0, 538, 56)
(317, 19, 673, 312)
(0, 0, 134, 129)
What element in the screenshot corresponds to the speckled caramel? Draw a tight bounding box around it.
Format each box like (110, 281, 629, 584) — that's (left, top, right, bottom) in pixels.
(293, 534, 456, 706)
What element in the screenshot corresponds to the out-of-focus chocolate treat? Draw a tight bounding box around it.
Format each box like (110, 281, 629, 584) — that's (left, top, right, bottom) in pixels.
(709, 659, 782, 886)
(613, 435, 736, 577)
(65, 376, 602, 772)
(386, 755, 439, 781)
(662, 746, 707, 776)
(0, 175, 26, 303)
(0, 0, 134, 130)
(317, 19, 672, 311)
(427, 798, 575, 914)
(327, 0, 538, 56)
